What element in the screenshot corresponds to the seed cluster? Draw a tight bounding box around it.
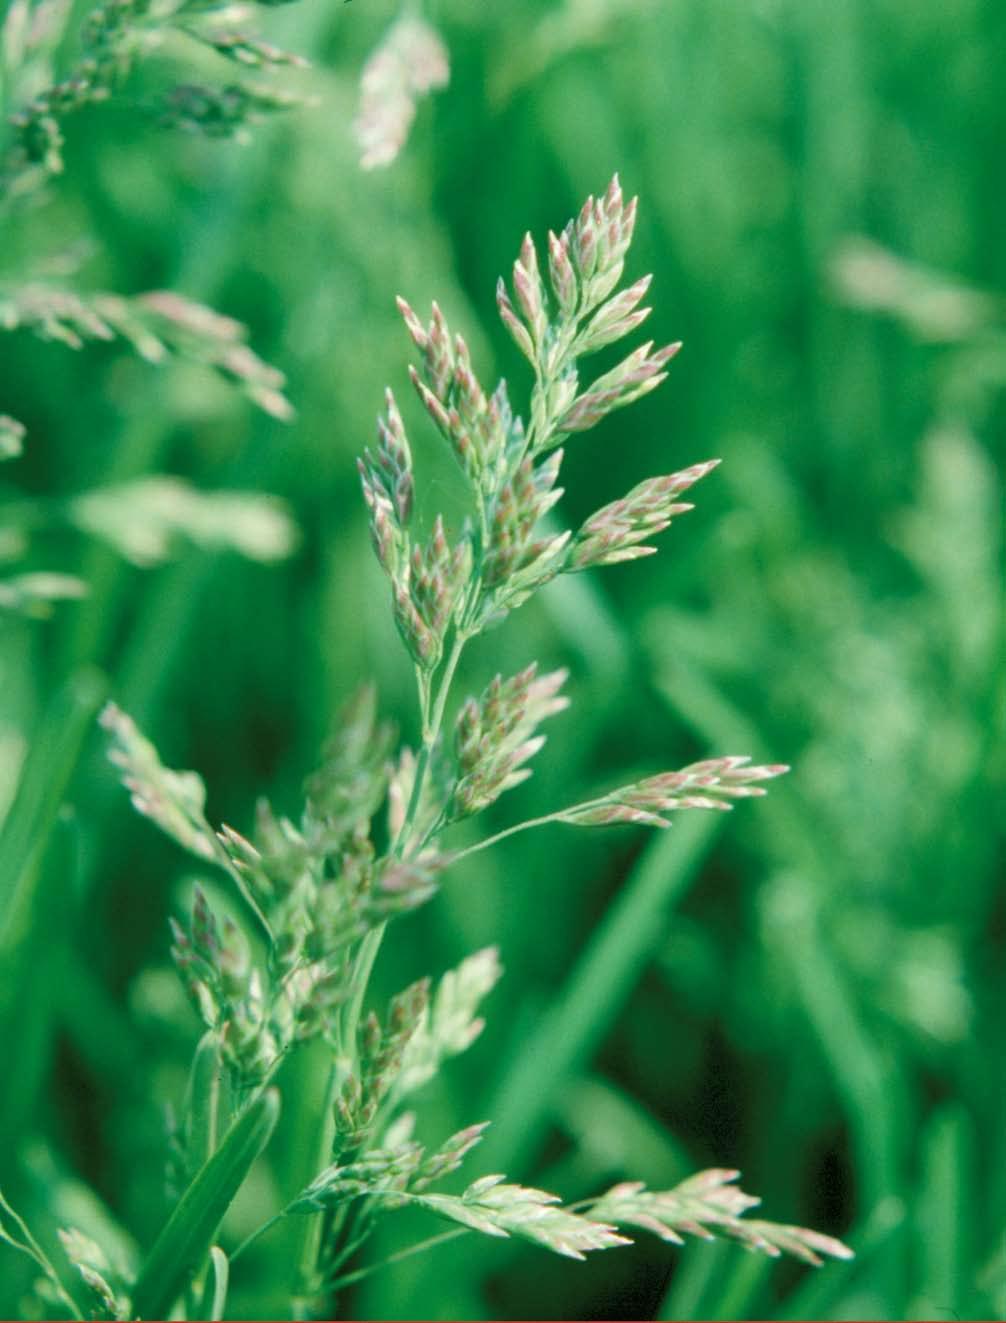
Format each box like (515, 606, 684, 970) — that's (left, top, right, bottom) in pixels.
(354, 16, 449, 170)
(570, 460, 723, 570)
(370, 175, 717, 645)
(453, 665, 569, 817)
(0, 284, 292, 417)
(559, 756, 791, 830)
(2, 0, 313, 193)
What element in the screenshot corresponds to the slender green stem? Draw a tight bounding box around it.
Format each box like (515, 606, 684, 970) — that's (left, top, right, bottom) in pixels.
(0, 1190, 83, 1319)
(448, 784, 646, 863)
(327, 1228, 468, 1293)
(397, 627, 469, 858)
(342, 628, 472, 1057)
(393, 744, 431, 859)
(448, 809, 569, 861)
(290, 1043, 343, 1305)
(324, 1223, 374, 1282)
(415, 666, 432, 740)
(229, 1208, 289, 1265)
(305, 627, 471, 1310)
(341, 925, 386, 1054)
(427, 630, 467, 741)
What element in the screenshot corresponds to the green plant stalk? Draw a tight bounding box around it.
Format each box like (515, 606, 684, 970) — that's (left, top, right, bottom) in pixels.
(443, 794, 652, 860)
(322, 1223, 374, 1284)
(342, 628, 471, 1058)
(297, 628, 472, 1308)
(290, 1055, 344, 1312)
(230, 1209, 289, 1267)
(353, 628, 471, 1047)
(130, 1088, 280, 1321)
(327, 1228, 467, 1294)
(397, 628, 470, 862)
(0, 1189, 83, 1319)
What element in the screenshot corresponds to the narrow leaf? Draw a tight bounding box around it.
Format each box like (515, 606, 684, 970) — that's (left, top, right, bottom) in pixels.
(184, 1031, 224, 1174)
(129, 1089, 279, 1320)
(0, 669, 105, 1137)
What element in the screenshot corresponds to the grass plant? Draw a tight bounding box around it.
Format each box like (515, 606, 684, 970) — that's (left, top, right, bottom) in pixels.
(4, 178, 846, 1319)
(0, 2, 1001, 1320)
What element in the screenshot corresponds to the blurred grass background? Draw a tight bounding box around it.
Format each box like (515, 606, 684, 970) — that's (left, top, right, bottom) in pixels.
(1, 0, 1003, 1318)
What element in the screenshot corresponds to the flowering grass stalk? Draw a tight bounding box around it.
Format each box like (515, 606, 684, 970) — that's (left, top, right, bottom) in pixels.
(1, 178, 851, 1320)
(0, 0, 315, 197)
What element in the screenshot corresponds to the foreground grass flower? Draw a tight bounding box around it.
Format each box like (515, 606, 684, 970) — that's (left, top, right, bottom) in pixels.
(0, 179, 849, 1321)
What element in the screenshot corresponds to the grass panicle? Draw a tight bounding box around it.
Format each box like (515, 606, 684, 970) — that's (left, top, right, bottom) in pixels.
(59, 181, 846, 1318)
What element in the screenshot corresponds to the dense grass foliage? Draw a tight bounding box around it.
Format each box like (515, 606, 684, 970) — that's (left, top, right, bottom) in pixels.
(0, 1, 1002, 1318)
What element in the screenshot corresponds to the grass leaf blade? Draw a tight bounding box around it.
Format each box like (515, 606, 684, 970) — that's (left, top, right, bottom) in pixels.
(129, 1089, 279, 1321)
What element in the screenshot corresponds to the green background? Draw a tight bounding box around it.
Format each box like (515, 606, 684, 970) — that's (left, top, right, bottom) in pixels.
(1, 0, 1003, 1318)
